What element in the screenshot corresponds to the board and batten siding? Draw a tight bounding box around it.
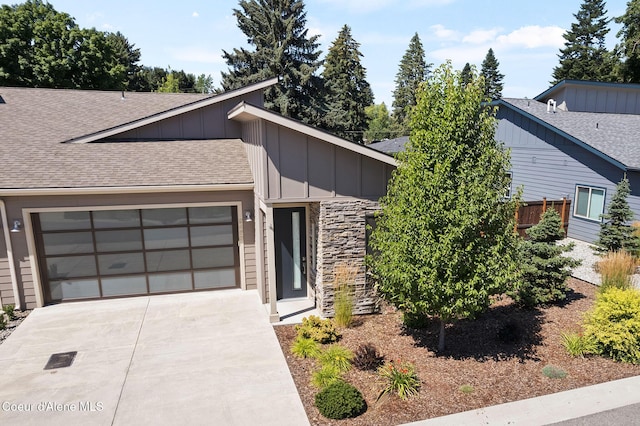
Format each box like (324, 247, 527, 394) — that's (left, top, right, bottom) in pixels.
(0, 233, 15, 306)
(497, 107, 640, 243)
(258, 121, 392, 201)
(545, 84, 640, 114)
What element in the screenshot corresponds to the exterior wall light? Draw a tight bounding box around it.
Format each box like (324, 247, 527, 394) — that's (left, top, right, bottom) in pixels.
(244, 210, 253, 222)
(10, 219, 22, 233)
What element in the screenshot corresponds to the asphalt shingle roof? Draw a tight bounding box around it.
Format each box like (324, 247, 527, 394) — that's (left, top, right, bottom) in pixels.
(502, 98, 640, 170)
(368, 136, 408, 154)
(0, 87, 254, 189)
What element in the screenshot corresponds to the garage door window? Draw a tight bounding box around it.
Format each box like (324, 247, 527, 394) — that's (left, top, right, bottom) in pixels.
(35, 206, 239, 302)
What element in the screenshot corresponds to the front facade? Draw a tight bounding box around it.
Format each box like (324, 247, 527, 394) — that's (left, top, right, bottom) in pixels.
(0, 80, 396, 321)
(495, 80, 640, 243)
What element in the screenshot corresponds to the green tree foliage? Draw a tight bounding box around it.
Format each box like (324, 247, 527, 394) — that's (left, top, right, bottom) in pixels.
(364, 103, 402, 142)
(392, 33, 431, 132)
(158, 72, 181, 93)
(552, 0, 618, 83)
(322, 25, 373, 143)
(105, 31, 141, 89)
(221, 0, 323, 124)
(131, 66, 168, 92)
(595, 177, 640, 254)
(480, 48, 504, 100)
(195, 74, 215, 94)
(461, 62, 472, 87)
(616, 0, 640, 83)
(513, 209, 580, 307)
(368, 63, 520, 352)
(0, 0, 127, 89)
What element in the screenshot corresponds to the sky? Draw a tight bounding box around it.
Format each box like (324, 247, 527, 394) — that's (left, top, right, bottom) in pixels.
(43, 0, 627, 106)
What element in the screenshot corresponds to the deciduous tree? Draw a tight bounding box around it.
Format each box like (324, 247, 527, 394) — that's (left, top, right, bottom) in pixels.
(368, 63, 520, 352)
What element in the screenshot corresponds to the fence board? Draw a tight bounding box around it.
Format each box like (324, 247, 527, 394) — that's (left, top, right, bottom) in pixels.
(516, 198, 570, 238)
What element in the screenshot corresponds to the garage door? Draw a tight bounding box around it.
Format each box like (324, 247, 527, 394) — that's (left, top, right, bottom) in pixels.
(33, 206, 239, 303)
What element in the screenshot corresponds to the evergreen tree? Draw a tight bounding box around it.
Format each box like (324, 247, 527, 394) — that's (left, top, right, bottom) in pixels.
(322, 25, 373, 143)
(513, 209, 580, 308)
(392, 33, 431, 132)
(596, 177, 640, 254)
(105, 31, 141, 90)
(615, 0, 640, 83)
(461, 62, 472, 87)
(368, 63, 520, 352)
(221, 0, 323, 124)
(364, 103, 402, 142)
(552, 0, 617, 83)
(480, 48, 504, 100)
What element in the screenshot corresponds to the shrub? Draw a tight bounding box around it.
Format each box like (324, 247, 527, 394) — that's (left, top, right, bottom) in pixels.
(318, 344, 353, 373)
(583, 287, 640, 364)
(598, 250, 636, 292)
(291, 337, 321, 359)
(315, 381, 366, 419)
(353, 343, 384, 371)
(541, 365, 567, 379)
(377, 360, 420, 400)
(512, 209, 580, 307)
(0, 313, 5, 331)
(2, 304, 15, 321)
(560, 331, 597, 358)
(595, 177, 640, 255)
(459, 384, 474, 394)
(402, 311, 430, 329)
(333, 264, 357, 328)
(311, 365, 343, 389)
(295, 315, 341, 344)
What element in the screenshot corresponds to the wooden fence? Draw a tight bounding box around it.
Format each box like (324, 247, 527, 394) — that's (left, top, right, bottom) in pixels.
(515, 198, 571, 238)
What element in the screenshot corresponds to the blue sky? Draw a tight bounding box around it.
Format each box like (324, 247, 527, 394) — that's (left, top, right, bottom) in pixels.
(47, 0, 627, 105)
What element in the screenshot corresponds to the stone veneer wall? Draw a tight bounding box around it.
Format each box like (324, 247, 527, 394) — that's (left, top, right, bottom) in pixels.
(316, 199, 380, 317)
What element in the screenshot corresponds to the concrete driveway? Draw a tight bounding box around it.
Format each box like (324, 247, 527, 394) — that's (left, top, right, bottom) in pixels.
(0, 290, 308, 426)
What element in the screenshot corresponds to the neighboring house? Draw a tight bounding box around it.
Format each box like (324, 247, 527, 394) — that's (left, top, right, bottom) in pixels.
(368, 135, 408, 155)
(496, 80, 640, 243)
(0, 78, 396, 321)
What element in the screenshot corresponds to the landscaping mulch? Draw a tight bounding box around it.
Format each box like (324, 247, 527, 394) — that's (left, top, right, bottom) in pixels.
(0, 309, 31, 345)
(273, 278, 640, 426)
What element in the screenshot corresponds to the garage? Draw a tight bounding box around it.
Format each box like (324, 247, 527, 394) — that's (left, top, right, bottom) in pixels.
(32, 205, 240, 303)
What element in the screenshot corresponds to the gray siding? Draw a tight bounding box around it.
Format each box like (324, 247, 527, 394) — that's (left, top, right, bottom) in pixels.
(543, 85, 640, 114)
(497, 107, 640, 243)
(259, 121, 392, 201)
(0, 233, 15, 306)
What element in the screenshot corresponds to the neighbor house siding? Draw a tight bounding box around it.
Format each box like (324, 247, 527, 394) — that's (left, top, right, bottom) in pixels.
(262, 121, 391, 201)
(2, 190, 256, 309)
(497, 108, 639, 243)
(541, 84, 640, 114)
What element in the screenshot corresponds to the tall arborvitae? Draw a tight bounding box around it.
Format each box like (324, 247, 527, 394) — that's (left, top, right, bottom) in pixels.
(221, 0, 323, 124)
(615, 0, 640, 83)
(553, 0, 617, 83)
(480, 49, 504, 100)
(322, 25, 373, 143)
(596, 177, 640, 254)
(392, 33, 431, 132)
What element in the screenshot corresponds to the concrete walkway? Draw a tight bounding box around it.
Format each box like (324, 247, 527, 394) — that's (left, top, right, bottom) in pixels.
(0, 290, 308, 426)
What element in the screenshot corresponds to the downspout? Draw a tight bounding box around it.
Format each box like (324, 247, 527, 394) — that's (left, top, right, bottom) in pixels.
(0, 200, 22, 310)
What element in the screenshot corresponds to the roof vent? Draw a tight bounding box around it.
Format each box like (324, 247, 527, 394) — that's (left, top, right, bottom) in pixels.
(547, 99, 556, 113)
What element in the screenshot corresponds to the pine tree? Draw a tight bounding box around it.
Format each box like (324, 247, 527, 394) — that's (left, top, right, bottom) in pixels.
(615, 0, 640, 83)
(368, 63, 520, 352)
(322, 25, 373, 143)
(552, 0, 617, 83)
(513, 209, 580, 308)
(480, 49, 504, 100)
(392, 33, 431, 132)
(461, 62, 472, 87)
(596, 177, 640, 254)
(221, 0, 323, 124)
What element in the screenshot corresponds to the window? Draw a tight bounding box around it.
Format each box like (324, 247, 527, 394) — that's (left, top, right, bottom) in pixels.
(574, 185, 605, 221)
(504, 172, 513, 199)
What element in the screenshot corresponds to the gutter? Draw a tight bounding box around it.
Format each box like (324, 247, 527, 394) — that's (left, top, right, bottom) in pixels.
(0, 200, 22, 310)
(0, 183, 255, 197)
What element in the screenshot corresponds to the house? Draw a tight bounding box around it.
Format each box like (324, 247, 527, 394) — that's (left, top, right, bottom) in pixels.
(0, 78, 396, 321)
(495, 80, 640, 243)
(368, 136, 408, 155)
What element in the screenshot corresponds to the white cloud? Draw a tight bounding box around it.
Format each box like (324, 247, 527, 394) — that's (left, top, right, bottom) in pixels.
(462, 28, 501, 45)
(316, 0, 454, 13)
(192, 12, 199, 18)
(101, 23, 115, 31)
(430, 24, 460, 41)
(169, 47, 225, 64)
(496, 25, 565, 49)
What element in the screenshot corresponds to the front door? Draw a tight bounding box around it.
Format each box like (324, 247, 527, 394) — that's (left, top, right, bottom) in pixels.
(274, 207, 307, 299)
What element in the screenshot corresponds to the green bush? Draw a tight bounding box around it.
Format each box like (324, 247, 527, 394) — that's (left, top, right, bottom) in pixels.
(0, 313, 5, 331)
(318, 344, 353, 373)
(583, 287, 640, 364)
(315, 381, 366, 419)
(560, 331, 597, 357)
(295, 315, 341, 344)
(311, 365, 343, 389)
(2, 304, 15, 321)
(377, 360, 421, 400)
(542, 365, 567, 379)
(291, 337, 321, 359)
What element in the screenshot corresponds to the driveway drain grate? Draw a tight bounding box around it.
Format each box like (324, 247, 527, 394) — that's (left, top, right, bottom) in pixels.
(44, 351, 77, 370)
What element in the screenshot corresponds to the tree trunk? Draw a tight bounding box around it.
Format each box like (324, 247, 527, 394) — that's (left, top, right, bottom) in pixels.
(438, 320, 446, 352)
